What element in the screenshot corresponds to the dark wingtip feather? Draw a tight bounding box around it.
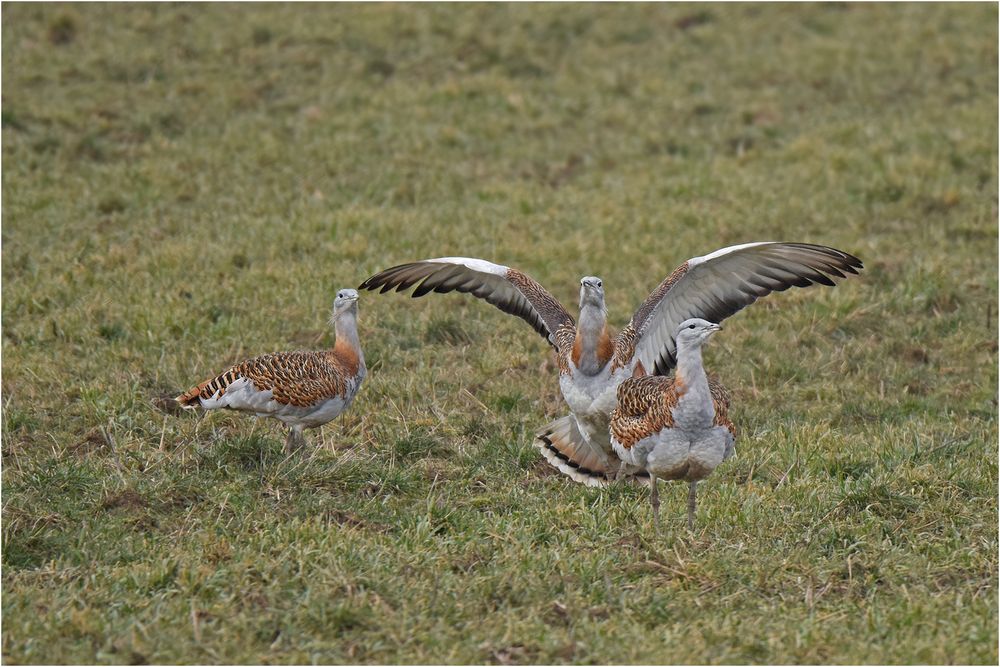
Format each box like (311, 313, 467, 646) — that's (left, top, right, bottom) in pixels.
(813, 273, 837, 287)
(411, 276, 438, 298)
(357, 275, 382, 291)
(828, 249, 863, 274)
(359, 262, 424, 292)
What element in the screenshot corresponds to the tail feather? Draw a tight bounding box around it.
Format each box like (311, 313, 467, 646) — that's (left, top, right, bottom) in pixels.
(534, 416, 650, 487)
(532, 416, 620, 487)
(175, 363, 246, 410)
(175, 378, 213, 409)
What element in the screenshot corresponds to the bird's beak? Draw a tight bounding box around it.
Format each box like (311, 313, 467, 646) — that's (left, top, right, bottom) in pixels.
(710, 323, 722, 332)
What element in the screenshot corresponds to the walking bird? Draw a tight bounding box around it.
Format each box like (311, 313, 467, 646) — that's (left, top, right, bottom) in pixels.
(610, 319, 734, 530)
(359, 242, 861, 484)
(176, 289, 367, 452)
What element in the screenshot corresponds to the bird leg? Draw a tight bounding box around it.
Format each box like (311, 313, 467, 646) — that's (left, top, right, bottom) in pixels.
(284, 426, 305, 454)
(614, 460, 628, 483)
(649, 474, 660, 532)
(687, 481, 697, 532)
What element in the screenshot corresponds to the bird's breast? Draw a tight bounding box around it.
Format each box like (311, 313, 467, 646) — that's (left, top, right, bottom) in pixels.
(670, 383, 716, 430)
(560, 363, 617, 413)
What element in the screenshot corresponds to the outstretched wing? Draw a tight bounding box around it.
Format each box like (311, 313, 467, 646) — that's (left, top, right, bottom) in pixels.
(630, 242, 863, 375)
(359, 257, 575, 349)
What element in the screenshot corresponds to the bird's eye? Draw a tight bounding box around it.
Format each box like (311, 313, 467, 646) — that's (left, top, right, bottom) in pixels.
(688, 324, 696, 329)
(597, 281, 602, 288)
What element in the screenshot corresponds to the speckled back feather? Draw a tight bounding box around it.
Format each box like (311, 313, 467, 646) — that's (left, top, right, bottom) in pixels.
(177, 344, 361, 408)
(610, 374, 734, 449)
(505, 269, 577, 343)
(610, 324, 641, 374)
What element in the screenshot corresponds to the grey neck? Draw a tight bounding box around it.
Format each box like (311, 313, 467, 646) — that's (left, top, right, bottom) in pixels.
(575, 303, 608, 375)
(334, 310, 365, 366)
(675, 341, 707, 388)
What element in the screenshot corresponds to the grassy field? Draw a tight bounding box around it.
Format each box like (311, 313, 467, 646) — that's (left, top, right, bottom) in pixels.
(2, 3, 997, 664)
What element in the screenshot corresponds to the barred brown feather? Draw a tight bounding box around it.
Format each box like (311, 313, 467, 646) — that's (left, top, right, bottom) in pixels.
(176, 344, 360, 408)
(610, 374, 734, 450)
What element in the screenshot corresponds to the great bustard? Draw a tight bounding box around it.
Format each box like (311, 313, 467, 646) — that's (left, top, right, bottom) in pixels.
(176, 289, 367, 452)
(359, 242, 860, 484)
(611, 318, 734, 531)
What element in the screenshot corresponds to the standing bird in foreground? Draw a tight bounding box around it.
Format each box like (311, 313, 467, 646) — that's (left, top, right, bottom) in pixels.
(610, 319, 734, 531)
(176, 289, 366, 452)
(359, 242, 861, 485)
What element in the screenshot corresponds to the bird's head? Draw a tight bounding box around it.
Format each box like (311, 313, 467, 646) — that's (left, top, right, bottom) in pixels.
(579, 276, 605, 309)
(332, 288, 360, 319)
(675, 318, 722, 348)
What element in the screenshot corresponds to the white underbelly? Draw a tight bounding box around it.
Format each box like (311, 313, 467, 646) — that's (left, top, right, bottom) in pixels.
(611, 436, 645, 468)
(560, 362, 636, 454)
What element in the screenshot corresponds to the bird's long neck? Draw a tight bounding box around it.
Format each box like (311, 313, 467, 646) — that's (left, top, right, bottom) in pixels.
(675, 341, 708, 393)
(573, 303, 611, 375)
(332, 310, 365, 372)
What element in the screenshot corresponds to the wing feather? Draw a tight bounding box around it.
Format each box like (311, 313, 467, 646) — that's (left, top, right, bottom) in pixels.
(359, 257, 574, 347)
(629, 242, 862, 375)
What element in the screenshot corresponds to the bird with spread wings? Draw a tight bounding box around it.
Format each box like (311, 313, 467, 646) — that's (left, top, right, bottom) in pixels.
(359, 242, 862, 486)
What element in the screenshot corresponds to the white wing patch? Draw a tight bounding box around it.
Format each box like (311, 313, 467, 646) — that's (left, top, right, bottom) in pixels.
(426, 257, 509, 276)
(687, 242, 775, 266)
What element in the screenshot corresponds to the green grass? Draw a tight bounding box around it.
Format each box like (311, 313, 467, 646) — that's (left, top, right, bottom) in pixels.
(2, 3, 997, 664)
